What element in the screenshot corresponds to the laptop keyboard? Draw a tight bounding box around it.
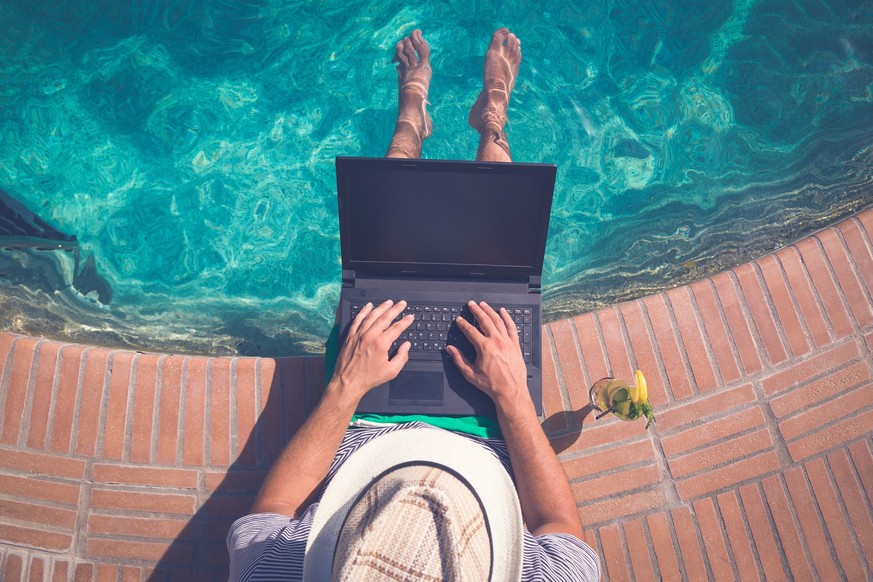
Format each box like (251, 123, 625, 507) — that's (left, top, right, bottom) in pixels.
(349, 303, 534, 363)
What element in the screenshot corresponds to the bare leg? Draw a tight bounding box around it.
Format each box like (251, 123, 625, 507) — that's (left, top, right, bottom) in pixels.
(386, 30, 433, 158)
(469, 28, 522, 162)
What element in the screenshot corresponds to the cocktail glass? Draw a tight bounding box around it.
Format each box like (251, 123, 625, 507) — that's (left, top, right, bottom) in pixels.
(589, 377, 636, 421)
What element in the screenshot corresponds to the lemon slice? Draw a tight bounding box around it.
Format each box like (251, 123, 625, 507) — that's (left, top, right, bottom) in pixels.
(632, 369, 648, 404)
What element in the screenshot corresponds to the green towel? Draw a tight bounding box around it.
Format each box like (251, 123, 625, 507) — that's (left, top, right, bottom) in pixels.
(324, 324, 502, 438)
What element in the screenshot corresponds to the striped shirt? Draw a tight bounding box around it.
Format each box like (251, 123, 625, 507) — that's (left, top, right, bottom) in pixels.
(228, 421, 601, 581)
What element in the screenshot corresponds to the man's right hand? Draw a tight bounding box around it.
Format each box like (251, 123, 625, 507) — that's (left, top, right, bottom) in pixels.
(445, 300, 529, 407)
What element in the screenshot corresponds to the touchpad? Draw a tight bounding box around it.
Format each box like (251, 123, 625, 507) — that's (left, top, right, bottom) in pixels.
(388, 372, 444, 406)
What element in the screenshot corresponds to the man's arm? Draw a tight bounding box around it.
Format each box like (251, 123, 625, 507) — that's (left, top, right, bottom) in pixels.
(251, 300, 414, 518)
(446, 301, 584, 539)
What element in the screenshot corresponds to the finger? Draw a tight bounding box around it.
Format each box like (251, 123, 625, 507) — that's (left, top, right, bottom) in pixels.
(499, 307, 520, 341)
(385, 312, 415, 342)
(454, 313, 485, 349)
(446, 345, 477, 382)
(348, 302, 374, 336)
(478, 301, 505, 333)
(358, 299, 395, 332)
(468, 300, 498, 336)
(388, 341, 411, 371)
(368, 299, 408, 336)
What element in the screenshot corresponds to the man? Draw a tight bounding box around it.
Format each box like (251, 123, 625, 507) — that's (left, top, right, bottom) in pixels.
(227, 29, 600, 580)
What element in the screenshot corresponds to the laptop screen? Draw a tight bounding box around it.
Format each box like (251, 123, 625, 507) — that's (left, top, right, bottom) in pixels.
(337, 157, 555, 280)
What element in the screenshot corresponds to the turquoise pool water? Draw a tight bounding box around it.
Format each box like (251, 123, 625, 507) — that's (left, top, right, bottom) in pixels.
(1, 0, 871, 355)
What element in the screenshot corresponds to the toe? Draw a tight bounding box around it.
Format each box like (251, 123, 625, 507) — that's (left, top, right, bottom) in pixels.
(490, 27, 510, 49)
(393, 40, 409, 67)
(411, 29, 430, 60)
(402, 37, 417, 64)
(507, 33, 521, 58)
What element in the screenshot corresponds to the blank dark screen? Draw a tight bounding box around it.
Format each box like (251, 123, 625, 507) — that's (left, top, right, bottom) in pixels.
(346, 169, 545, 268)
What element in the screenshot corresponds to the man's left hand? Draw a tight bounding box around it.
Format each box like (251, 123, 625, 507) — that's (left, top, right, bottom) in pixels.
(330, 299, 414, 400)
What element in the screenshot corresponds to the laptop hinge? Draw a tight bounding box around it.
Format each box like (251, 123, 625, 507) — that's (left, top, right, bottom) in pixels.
(529, 276, 542, 293)
(342, 269, 356, 286)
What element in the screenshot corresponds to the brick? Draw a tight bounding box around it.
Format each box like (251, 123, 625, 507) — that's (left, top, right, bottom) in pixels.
(88, 514, 190, 539)
(130, 354, 160, 463)
(87, 538, 191, 563)
(689, 280, 742, 384)
(656, 383, 756, 432)
(598, 524, 630, 582)
(0, 333, 17, 384)
(26, 341, 60, 449)
(782, 466, 840, 581)
(645, 512, 682, 581)
(0, 473, 80, 505)
(28, 557, 45, 582)
(622, 518, 656, 582)
(734, 263, 788, 366)
(73, 562, 95, 582)
(102, 351, 135, 460)
(52, 561, 69, 582)
(2, 337, 40, 445)
(0, 523, 71, 551)
(0, 448, 86, 479)
(204, 495, 255, 518)
(643, 295, 693, 401)
(619, 301, 669, 406)
(89, 489, 195, 515)
(757, 254, 811, 358)
(838, 217, 873, 294)
(676, 450, 781, 500)
(576, 415, 647, 450)
(669, 429, 773, 478)
(182, 357, 207, 466)
(662, 405, 767, 457)
(597, 307, 633, 378)
(549, 319, 589, 410)
(204, 470, 266, 492)
(851, 435, 873, 505)
(818, 227, 873, 327)
(570, 312, 609, 401)
(209, 358, 233, 466)
(4, 553, 23, 582)
(667, 287, 718, 392)
(858, 208, 873, 244)
(92, 464, 198, 488)
(49, 344, 85, 454)
(670, 505, 708, 581)
(0, 497, 77, 529)
(711, 272, 763, 375)
(761, 475, 814, 580)
(257, 358, 283, 465)
(776, 247, 832, 348)
(570, 464, 661, 503)
(777, 377, 871, 439)
(540, 338, 568, 434)
(121, 567, 141, 582)
(770, 360, 871, 418)
(235, 358, 258, 466)
(561, 439, 655, 481)
(280, 358, 306, 440)
(692, 497, 734, 581)
(739, 484, 788, 582)
(207, 540, 230, 566)
(578, 489, 666, 527)
(716, 491, 761, 582)
(75, 347, 110, 456)
(796, 237, 854, 338)
(762, 340, 861, 395)
(827, 448, 873, 569)
(805, 458, 867, 580)
(788, 408, 873, 461)
(96, 564, 119, 582)
(156, 355, 185, 465)
(304, 357, 326, 414)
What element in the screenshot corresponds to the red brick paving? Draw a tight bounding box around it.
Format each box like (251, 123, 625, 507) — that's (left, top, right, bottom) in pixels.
(1, 209, 872, 580)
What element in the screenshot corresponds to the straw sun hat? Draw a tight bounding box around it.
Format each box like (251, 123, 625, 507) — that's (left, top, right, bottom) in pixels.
(303, 427, 524, 581)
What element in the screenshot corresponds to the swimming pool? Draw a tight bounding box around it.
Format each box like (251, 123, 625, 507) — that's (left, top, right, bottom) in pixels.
(1, 0, 871, 355)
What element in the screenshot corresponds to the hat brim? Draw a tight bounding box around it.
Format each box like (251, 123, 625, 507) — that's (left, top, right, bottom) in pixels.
(304, 427, 523, 581)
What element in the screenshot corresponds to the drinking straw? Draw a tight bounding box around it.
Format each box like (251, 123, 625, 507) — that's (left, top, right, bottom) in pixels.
(595, 405, 616, 420)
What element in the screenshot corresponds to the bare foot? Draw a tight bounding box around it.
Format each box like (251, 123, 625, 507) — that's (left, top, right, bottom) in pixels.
(468, 28, 522, 136)
(392, 29, 433, 140)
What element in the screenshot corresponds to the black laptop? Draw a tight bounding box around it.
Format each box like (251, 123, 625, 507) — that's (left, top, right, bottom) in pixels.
(335, 156, 556, 417)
